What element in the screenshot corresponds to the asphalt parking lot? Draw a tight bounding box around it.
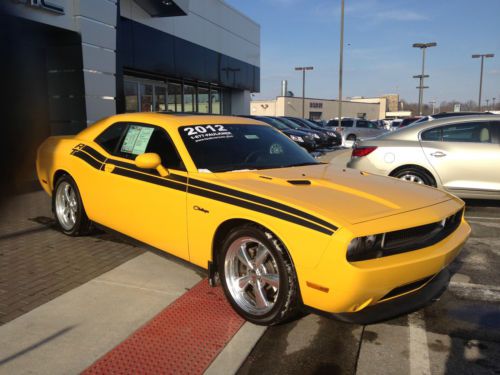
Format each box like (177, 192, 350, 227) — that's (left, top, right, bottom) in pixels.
(0, 148, 499, 374)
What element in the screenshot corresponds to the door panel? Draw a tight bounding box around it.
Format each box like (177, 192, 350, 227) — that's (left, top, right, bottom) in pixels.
(420, 122, 500, 193)
(92, 123, 189, 260)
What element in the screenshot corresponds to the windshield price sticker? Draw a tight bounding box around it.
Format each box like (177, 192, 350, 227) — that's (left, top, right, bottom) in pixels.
(183, 125, 234, 143)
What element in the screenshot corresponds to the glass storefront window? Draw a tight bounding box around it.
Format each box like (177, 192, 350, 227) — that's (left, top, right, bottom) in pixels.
(140, 83, 153, 112)
(211, 89, 221, 114)
(198, 87, 209, 113)
(168, 83, 182, 112)
(155, 85, 167, 111)
(124, 81, 138, 112)
(183, 85, 196, 112)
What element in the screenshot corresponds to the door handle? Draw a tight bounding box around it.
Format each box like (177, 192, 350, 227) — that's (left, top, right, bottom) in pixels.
(430, 151, 446, 158)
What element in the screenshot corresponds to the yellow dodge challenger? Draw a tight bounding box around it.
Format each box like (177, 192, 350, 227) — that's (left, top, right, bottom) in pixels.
(36, 113, 470, 325)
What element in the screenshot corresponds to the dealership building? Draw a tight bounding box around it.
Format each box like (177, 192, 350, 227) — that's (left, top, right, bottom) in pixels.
(251, 96, 382, 121)
(1, 0, 260, 187)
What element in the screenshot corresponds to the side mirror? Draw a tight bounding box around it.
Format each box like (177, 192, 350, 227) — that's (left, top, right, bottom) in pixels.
(135, 153, 169, 177)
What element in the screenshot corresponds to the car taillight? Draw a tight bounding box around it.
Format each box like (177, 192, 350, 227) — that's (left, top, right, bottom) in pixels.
(352, 146, 377, 157)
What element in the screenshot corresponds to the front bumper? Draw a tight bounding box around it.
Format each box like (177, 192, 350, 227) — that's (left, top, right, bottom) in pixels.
(296, 200, 470, 316)
(307, 267, 450, 324)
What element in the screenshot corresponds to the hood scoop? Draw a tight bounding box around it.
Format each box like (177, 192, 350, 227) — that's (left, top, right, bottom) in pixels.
(287, 179, 312, 186)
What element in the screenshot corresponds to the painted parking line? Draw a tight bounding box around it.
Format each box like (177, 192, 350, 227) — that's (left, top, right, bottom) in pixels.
(464, 216, 500, 220)
(408, 311, 431, 375)
(82, 279, 245, 375)
(449, 281, 500, 303)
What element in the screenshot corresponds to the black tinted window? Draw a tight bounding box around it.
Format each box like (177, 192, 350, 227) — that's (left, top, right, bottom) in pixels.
(95, 123, 127, 154)
(340, 120, 353, 127)
(357, 120, 371, 128)
(421, 127, 442, 141)
(442, 122, 491, 143)
(101, 123, 185, 170)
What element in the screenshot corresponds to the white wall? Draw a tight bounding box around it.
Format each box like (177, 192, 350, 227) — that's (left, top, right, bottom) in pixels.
(120, 0, 260, 67)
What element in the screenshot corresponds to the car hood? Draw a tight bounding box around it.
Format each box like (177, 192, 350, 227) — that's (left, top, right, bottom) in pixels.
(283, 129, 313, 137)
(207, 164, 454, 227)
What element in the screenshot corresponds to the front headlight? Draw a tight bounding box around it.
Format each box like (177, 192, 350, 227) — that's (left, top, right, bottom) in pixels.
(313, 133, 320, 139)
(290, 135, 304, 142)
(327, 132, 337, 137)
(347, 234, 384, 261)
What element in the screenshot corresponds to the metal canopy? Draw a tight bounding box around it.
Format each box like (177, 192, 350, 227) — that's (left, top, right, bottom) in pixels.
(133, 0, 189, 17)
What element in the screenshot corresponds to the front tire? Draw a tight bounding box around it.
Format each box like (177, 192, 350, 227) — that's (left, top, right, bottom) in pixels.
(219, 224, 300, 325)
(53, 174, 92, 236)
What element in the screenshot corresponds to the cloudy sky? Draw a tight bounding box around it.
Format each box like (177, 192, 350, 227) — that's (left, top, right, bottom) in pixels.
(226, 0, 500, 104)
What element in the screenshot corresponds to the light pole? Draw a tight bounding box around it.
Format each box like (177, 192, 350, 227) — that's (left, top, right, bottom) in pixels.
(412, 42, 437, 116)
(430, 100, 436, 115)
(338, 0, 345, 126)
(294, 66, 314, 118)
(472, 54, 494, 111)
(493, 97, 496, 110)
(486, 99, 490, 110)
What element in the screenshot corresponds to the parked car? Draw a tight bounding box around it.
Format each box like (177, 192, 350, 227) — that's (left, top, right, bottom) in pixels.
(37, 113, 470, 325)
(240, 115, 318, 151)
(389, 119, 403, 130)
(398, 117, 422, 128)
(326, 118, 388, 145)
(270, 117, 332, 148)
(410, 112, 494, 125)
(347, 115, 500, 199)
(283, 117, 342, 146)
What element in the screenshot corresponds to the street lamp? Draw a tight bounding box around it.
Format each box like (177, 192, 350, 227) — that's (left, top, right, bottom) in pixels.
(472, 54, 494, 111)
(294, 66, 314, 118)
(337, 0, 345, 127)
(412, 42, 437, 115)
(493, 97, 496, 110)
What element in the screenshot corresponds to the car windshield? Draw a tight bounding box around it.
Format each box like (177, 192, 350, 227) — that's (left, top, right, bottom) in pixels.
(260, 117, 289, 131)
(179, 124, 319, 172)
(275, 117, 304, 130)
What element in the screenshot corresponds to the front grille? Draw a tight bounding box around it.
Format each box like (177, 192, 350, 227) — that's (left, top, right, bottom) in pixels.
(381, 208, 463, 257)
(379, 275, 434, 301)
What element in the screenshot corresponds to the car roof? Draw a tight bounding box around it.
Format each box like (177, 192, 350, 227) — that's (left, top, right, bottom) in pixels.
(381, 114, 500, 141)
(77, 112, 267, 141)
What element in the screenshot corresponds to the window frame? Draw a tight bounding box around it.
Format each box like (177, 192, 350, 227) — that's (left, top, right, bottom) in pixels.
(419, 121, 493, 144)
(94, 122, 187, 171)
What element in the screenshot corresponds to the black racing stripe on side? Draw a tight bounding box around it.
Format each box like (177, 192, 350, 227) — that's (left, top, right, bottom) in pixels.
(73, 150, 102, 170)
(106, 158, 158, 175)
(81, 145, 107, 162)
(189, 178, 337, 231)
(169, 174, 188, 184)
(188, 186, 333, 236)
(112, 167, 187, 192)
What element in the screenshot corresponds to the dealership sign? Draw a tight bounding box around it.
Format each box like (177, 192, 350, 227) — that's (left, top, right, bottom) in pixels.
(14, 0, 65, 15)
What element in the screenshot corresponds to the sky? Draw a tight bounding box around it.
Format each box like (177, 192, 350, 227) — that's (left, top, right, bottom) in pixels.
(225, 0, 500, 104)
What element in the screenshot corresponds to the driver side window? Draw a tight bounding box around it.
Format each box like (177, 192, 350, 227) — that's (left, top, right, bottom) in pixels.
(95, 122, 185, 171)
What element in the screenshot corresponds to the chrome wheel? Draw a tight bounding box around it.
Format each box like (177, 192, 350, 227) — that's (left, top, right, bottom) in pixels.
(399, 174, 425, 184)
(224, 237, 280, 316)
(55, 181, 78, 230)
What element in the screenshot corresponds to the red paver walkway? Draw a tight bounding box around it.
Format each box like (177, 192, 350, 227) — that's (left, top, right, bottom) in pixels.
(83, 279, 245, 374)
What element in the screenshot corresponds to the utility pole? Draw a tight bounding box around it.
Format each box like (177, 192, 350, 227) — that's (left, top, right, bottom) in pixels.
(412, 42, 437, 116)
(338, 0, 345, 126)
(472, 54, 494, 111)
(294, 66, 314, 118)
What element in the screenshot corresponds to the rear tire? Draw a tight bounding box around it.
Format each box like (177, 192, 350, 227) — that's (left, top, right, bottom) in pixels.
(392, 167, 436, 187)
(219, 224, 300, 325)
(346, 134, 356, 141)
(53, 174, 93, 236)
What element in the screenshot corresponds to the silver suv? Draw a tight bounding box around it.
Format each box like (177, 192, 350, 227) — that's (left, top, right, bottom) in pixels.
(327, 118, 388, 146)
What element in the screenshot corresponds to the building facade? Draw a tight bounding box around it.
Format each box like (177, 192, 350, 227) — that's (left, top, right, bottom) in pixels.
(1, 0, 260, 188)
(251, 96, 381, 120)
